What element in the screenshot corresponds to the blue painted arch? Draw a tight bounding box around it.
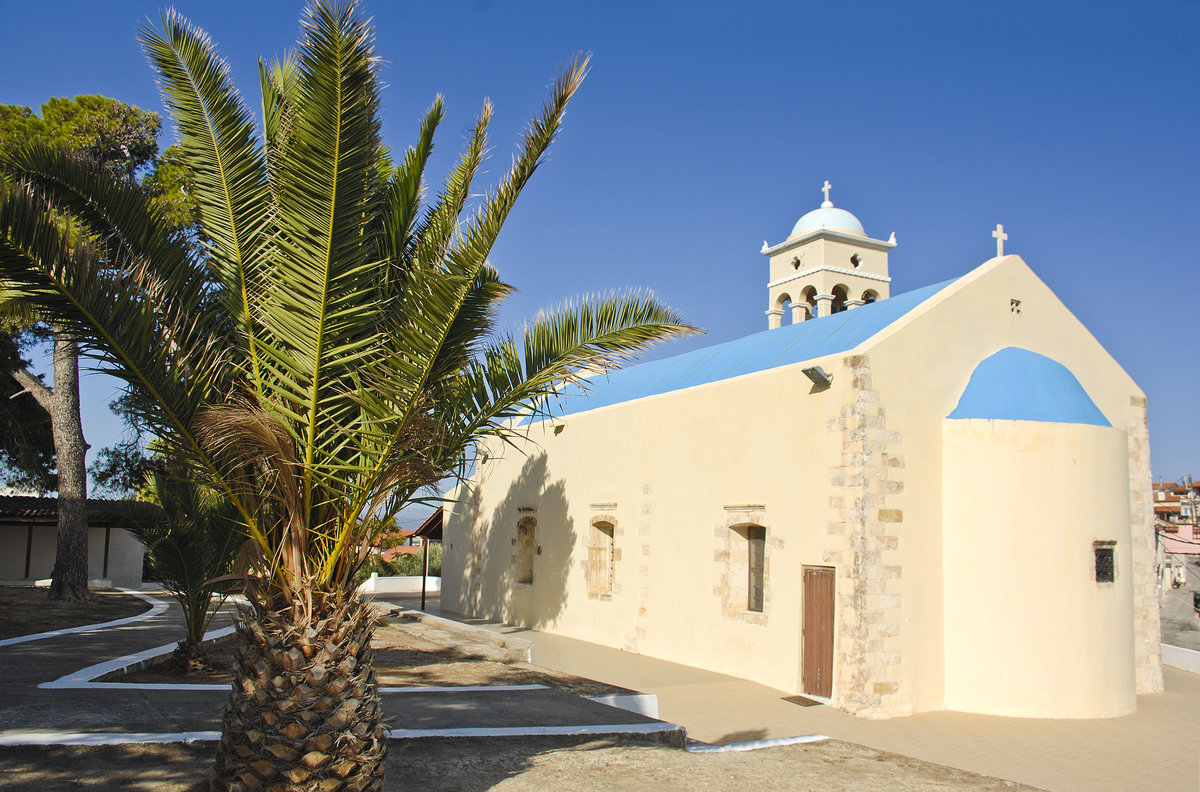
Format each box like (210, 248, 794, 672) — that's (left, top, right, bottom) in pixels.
(947, 348, 1111, 427)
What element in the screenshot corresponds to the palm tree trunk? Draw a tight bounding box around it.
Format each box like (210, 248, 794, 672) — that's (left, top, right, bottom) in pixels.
(48, 330, 89, 602)
(213, 596, 386, 791)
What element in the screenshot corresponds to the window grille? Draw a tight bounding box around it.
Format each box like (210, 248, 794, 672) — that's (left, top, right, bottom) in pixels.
(1094, 541, 1115, 584)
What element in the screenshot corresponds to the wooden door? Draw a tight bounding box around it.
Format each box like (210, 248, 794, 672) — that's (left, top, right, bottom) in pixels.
(802, 566, 835, 697)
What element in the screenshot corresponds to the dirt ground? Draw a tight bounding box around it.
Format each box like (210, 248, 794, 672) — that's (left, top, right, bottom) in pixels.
(108, 615, 632, 697)
(0, 594, 1045, 791)
(0, 586, 148, 640)
(0, 738, 1043, 792)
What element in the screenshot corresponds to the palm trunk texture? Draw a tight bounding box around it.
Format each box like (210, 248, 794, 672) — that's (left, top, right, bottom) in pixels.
(213, 596, 387, 791)
(48, 330, 89, 602)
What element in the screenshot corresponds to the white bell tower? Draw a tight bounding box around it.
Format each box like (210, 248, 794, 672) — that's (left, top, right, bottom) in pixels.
(762, 181, 896, 328)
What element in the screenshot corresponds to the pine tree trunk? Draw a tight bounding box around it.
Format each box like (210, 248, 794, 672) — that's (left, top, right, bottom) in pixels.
(213, 596, 387, 791)
(48, 330, 89, 602)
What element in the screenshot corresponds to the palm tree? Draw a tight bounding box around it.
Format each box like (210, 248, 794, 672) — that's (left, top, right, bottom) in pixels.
(0, 3, 695, 789)
(111, 468, 243, 670)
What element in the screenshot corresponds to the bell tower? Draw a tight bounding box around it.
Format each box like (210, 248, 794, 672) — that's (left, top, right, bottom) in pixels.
(762, 181, 896, 328)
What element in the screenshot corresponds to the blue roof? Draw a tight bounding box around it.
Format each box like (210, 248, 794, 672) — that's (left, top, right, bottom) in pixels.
(540, 278, 957, 420)
(947, 347, 1111, 426)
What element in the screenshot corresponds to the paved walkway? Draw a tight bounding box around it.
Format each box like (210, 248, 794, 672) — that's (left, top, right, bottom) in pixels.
(449, 612, 1200, 792)
(0, 593, 678, 745)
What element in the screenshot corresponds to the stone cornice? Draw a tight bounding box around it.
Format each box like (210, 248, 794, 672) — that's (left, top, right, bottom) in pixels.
(763, 228, 896, 257)
(768, 267, 892, 289)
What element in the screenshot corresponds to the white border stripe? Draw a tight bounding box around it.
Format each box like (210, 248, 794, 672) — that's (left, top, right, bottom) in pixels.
(686, 734, 830, 753)
(0, 589, 166, 648)
(380, 684, 548, 693)
(0, 723, 683, 746)
(0, 731, 221, 746)
(39, 626, 236, 689)
(384, 723, 682, 739)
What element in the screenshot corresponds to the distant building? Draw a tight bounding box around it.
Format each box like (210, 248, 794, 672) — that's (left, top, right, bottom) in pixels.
(444, 186, 1162, 719)
(0, 496, 146, 588)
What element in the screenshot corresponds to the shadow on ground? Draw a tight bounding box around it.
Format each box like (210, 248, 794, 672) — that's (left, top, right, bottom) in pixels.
(0, 743, 215, 791)
(0, 737, 623, 792)
(0, 736, 1044, 792)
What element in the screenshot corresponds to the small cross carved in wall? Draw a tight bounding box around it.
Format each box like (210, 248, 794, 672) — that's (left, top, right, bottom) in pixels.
(1010, 298, 1022, 314)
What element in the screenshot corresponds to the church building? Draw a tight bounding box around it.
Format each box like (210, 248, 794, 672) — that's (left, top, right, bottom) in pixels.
(442, 185, 1163, 719)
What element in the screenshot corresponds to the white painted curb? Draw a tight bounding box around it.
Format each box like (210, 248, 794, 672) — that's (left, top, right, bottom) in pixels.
(0, 722, 685, 747)
(0, 731, 221, 746)
(1162, 643, 1200, 674)
(39, 625, 237, 690)
(587, 693, 659, 718)
(384, 723, 682, 739)
(686, 734, 831, 753)
(0, 589, 166, 648)
(381, 684, 548, 693)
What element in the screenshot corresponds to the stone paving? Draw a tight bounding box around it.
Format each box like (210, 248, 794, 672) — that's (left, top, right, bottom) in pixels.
(459, 613, 1200, 792)
(0, 594, 679, 746)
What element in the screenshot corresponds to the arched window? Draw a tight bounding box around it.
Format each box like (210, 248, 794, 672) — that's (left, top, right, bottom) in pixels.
(588, 519, 615, 596)
(515, 517, 535, 584)
(778, 295, 793, 325)
(862, 289, 878, 305)
(728, 523, 766, 614)
(831, 285, 849, 314)
(802, 286, 818, 321)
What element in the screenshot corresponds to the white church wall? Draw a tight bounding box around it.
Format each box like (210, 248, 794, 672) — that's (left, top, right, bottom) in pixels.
(445, 356, 851, 696)
(863, 254, 1152, 715)
(941, 419, 1135, 717)
(443, 252, 1159, 719)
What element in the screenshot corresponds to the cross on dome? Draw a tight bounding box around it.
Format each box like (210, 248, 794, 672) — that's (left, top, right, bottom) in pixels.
(821, 180, 833, 208)
(992, 223, 1008, 257)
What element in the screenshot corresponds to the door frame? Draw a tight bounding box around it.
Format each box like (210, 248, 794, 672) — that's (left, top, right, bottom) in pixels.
(801, 565, 836, 698)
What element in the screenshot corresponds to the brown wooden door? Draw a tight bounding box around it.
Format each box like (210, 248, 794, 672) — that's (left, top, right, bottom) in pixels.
(802, 566, 835, 697)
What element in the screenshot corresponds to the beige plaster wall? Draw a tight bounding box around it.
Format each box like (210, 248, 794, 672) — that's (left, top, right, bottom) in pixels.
(443, 253, 1158, 717)
(859, 255, 1160, 709)
(445, 358, 851, 696)
(941, 419, 1135, 718)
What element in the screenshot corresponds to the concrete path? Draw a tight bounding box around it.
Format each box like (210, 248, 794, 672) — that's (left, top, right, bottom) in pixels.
(0, 593, 680, 746)
(452, 613, 1200, 792)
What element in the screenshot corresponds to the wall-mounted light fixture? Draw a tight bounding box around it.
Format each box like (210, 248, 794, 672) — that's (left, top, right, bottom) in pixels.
(802, 365, 833, 388)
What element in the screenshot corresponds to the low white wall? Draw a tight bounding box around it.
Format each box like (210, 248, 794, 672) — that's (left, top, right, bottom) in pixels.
(0, 524, 143, 589)
(1162, 644, 1200, 675)
(357, 574, 441, 595)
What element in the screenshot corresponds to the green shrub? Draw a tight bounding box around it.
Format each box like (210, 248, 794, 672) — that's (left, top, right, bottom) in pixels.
(353, 542, 441, 585)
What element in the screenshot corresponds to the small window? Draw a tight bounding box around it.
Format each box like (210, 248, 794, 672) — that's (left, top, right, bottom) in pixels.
(588, 521, 615, 596)
(1094, 541, 1115, 583)
(747, 525, 766, 612)
(515, 518, 535, 584)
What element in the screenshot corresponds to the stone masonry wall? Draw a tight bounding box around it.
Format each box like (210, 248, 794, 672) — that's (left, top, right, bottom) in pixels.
(1128, 395, 1164, 693)
(824, 354, 910, 718)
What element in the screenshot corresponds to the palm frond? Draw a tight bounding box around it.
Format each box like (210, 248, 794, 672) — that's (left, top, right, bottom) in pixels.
(0, 178, 257, 534)
(141, 11, 271, 390)
(262, 3, 386, 523)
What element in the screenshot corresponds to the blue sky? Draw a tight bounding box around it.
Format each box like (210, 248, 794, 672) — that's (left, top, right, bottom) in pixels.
(1, 0, 1198, 504)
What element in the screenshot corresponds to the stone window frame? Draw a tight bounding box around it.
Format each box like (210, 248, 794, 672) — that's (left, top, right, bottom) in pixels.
(514, 516, 536, 585)
(716, 506, 773, 625)
(586, 514, 618, 600)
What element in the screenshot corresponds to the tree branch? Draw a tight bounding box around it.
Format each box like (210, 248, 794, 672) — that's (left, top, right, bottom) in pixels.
(10, 366, 53, 412)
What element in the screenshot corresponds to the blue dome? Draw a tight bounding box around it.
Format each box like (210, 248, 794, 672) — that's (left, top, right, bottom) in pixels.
(791, 205, 866, 237)
(947, 348, 1111, 427)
